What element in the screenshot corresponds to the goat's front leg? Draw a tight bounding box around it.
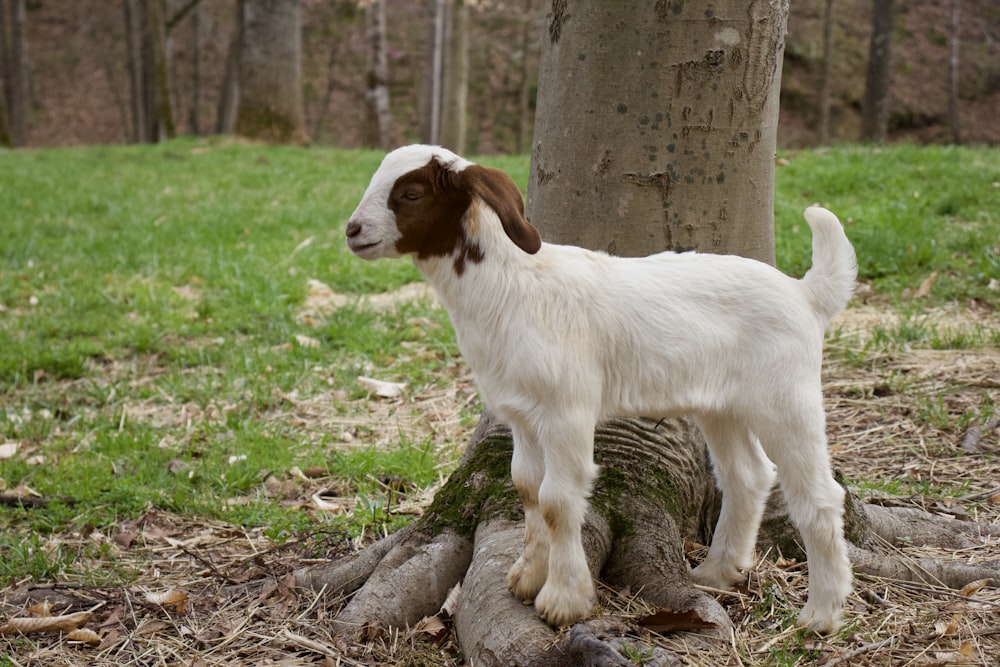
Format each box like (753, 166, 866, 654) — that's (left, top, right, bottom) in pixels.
(532, 418, 600, 627)
(506, 427, 549, 602)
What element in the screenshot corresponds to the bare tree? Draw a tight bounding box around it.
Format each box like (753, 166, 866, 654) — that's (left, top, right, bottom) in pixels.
(363, 0, 392, 150)
(439, 0, 468, 153)
(216, 0, 242, 135)
(235, 0, 307, 144)
(818, 0, 836, 145)
(948, 0, 961, 144)
(0, 0, 28, 146)
(861, 0, 894, 143)
(144, 0, 176, 140)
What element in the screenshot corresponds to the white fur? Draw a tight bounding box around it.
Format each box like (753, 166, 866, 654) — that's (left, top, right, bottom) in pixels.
(347, 145, 857, 632)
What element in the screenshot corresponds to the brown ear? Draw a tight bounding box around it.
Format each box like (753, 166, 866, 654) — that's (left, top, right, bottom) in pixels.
(458, 164, 542, 254)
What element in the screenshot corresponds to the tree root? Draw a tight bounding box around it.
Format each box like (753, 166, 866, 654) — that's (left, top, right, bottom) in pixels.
(290, 414, 1000, 664)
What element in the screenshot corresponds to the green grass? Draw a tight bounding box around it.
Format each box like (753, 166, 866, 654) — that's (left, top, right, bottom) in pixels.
(1, 139, 998, 584)
(774, 144, 1000, 303)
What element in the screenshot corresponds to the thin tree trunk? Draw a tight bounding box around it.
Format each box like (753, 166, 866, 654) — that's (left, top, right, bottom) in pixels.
(215, 0, 241, 135)
(818, 0, 835, 146)
(3, 0, 28, 146)
(439, 0, 468, 153)
(144, 0, 176, 140)
(514, 0, 536, 155)
(428, 0, 446, 145)
(861, 0, 894, 144)
(189, 1, 200, 136)
(363, 0, 392, 150)
(947, 0, 961, 144)
(123, 0, 146, 142)
(0, 0, 10, 146)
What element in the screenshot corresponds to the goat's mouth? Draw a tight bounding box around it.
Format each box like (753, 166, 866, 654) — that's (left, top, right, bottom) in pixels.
(347, 239, 382, 256)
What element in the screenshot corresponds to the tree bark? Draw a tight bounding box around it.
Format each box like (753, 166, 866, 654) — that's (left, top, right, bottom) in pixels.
(215, 0, 241, 135)
(143, 0, 176, 140)
(122, 0, 146, 142)
(235, 0, 307, 145)
(818, 0, 835, 145)
(527, 0, 786, 263)
(439, 0, 469, 153)
(363, 0, 392, 150)
(1, 0, 28, 147)
(947, 0, 961, 144)
(861, 0, 894, 144)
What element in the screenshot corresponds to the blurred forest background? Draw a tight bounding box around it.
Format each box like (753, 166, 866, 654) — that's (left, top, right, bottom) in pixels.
(0, 0, 997, 152)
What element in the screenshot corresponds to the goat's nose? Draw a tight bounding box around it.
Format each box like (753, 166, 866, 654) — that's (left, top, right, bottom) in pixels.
(346, 219, 362, 238)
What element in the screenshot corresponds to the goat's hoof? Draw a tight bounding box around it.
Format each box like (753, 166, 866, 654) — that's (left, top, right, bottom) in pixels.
(690, 559, 745, 590)
(507, 557, 547, 601)
(797, 601, 843, 635)
(534, 580, 595, 628)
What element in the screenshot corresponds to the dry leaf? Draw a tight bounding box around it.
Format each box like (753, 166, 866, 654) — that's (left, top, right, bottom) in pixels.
(66, 628, 102, 646)
(411, 615, 449, 642)
(958, 578, 990, 598)
(441, 582, 462, 617)
(294, 334, 321, 349)
(357, 376, 407, 398)
(637, 607, 721, 633)
(0, 611, 93, 636)
(145, 588, 190, 614)
(0, 442, 19, 459)
(311, 493, 350, 513)
(933, 613, 961, 636)
(914, 271, 938, 298)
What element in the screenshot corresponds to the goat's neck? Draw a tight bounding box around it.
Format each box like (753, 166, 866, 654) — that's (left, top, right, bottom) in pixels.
(414, 243, 533, 326)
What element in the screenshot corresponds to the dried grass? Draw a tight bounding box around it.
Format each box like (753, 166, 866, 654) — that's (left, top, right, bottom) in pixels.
(2, 302, 999, 666)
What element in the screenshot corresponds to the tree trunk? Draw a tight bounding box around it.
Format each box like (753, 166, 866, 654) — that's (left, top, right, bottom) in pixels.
(235, 0, 307, 145)
(861, 0, 894, 144)
(144, 0, 176, 140)
(188, 0, 201, 136)
(514, 0, 536, 155)
(527, 0, 785, 263)
(947, 0, 961, 144)
(122, 0, 146, 142)
(363, 0, 392, 150)
(818, 0, 835, 145)
(215, 0, 241, 135)
(1, 0, 28, 147)
(439, 0, 468, 153)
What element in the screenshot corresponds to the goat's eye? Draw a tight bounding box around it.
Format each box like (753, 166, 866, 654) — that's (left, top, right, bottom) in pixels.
(402, 190, 422, 201)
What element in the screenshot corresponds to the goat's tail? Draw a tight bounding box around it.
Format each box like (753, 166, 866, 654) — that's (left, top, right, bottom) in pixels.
(800, 206, 857, 328)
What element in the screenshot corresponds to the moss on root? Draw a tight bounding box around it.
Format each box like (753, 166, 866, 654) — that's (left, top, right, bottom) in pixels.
(421, 431, 523, 539)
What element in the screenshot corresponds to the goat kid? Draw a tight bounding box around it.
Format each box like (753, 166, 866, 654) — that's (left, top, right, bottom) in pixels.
(346, 144, 857, 634)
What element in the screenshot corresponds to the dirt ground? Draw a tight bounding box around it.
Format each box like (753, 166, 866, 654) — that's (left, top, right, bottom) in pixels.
(1, 300, 998, 666)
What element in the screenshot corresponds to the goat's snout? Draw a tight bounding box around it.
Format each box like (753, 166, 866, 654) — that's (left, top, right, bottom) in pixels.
(345, 216, 379, 258)
(345, 218, 363, 240)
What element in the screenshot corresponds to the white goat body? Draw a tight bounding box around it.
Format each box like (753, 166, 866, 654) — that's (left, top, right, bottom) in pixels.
(346, 144, 857, 633)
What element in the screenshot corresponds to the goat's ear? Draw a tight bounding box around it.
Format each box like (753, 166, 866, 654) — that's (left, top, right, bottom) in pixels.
(457, 164, 542, 254)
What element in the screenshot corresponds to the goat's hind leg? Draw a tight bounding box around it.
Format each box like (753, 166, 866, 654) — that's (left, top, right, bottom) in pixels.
(691, 415, 777, 590)
(506, 426, 550, 602)
(758, 407, 852, 634)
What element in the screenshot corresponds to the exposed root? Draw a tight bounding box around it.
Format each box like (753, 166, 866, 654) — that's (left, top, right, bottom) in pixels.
(862, 503, 1000, 550)
(334, 528, 472, 638)
(294, 524, 413, 596)
(848, 544, 999, 590)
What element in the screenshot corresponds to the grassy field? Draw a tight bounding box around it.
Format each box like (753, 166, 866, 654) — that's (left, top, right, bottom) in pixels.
(1, 140, 998, 665)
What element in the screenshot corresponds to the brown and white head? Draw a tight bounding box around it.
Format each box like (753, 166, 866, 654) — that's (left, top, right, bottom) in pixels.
(346, 145, 542, 275)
